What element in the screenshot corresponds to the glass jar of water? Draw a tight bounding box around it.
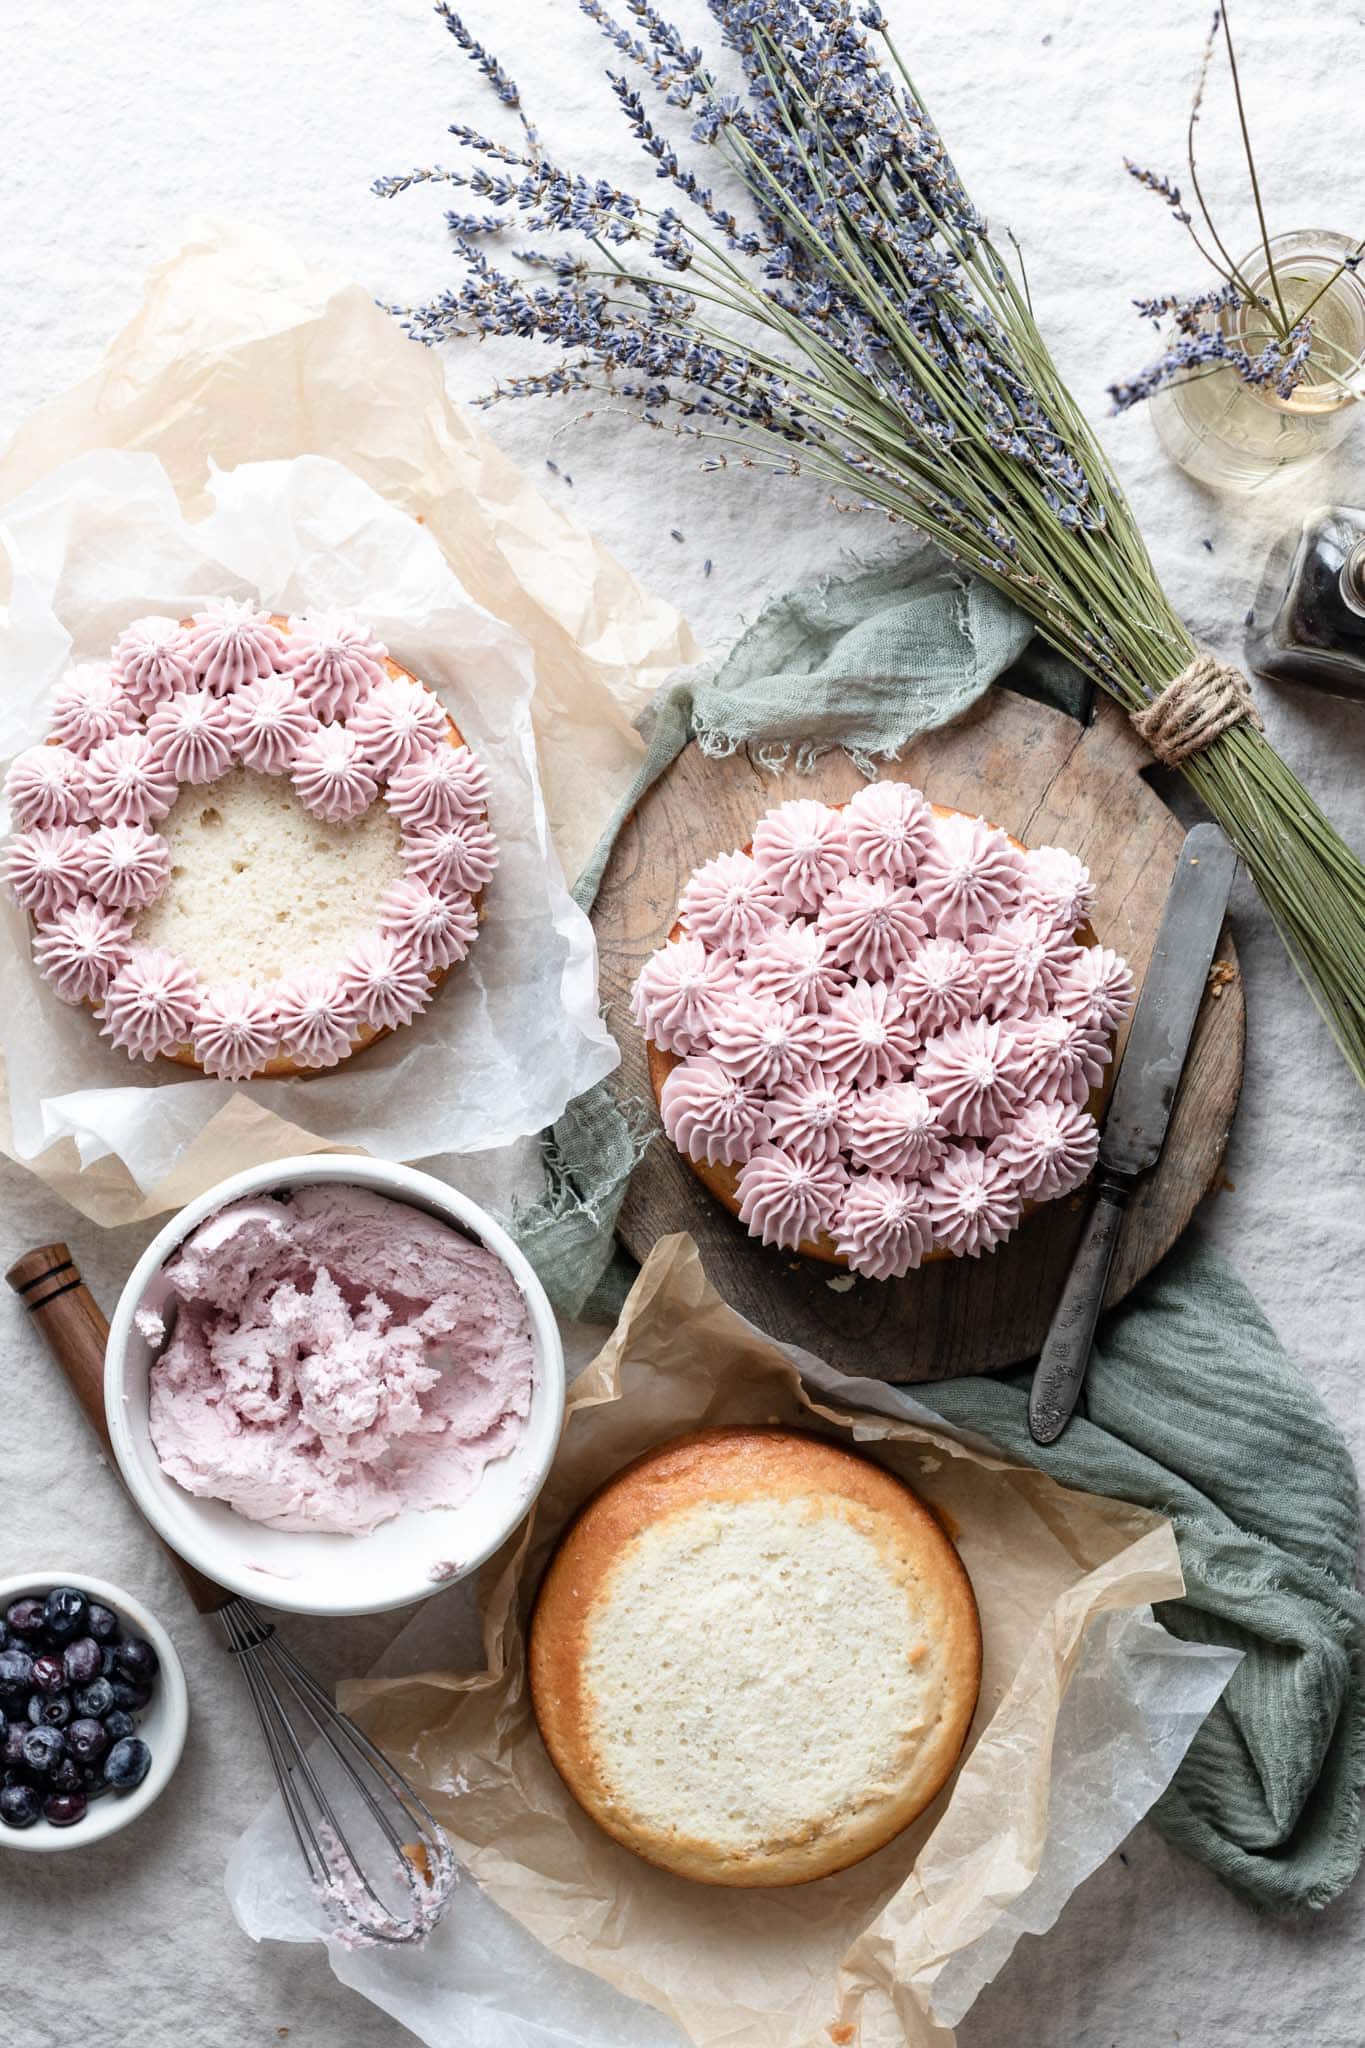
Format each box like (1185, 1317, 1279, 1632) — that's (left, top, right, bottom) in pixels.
(1150, 231, 1365, 492)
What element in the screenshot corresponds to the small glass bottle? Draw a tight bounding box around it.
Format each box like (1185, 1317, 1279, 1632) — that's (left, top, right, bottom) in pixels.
(1248, 506, 1365, 704)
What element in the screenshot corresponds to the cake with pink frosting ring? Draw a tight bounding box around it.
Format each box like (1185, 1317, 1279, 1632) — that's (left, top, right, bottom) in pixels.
(631, 784, 1135, 1281)
(2, 604, 495, 1082)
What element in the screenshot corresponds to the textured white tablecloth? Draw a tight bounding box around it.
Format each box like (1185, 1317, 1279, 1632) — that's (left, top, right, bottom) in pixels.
(1, 0, 1362, 2042)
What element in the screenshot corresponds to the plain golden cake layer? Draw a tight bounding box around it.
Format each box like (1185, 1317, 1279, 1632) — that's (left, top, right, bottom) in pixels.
(529, 1426, 981, 1887)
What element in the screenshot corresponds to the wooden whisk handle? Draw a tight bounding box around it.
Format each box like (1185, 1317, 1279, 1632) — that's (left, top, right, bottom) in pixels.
(6, 1241, 232, 1615)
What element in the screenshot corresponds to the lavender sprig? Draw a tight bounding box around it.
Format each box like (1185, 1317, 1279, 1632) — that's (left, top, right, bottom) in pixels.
(379, 0, 1365, 1088)
(1115, 4, 1359, 411)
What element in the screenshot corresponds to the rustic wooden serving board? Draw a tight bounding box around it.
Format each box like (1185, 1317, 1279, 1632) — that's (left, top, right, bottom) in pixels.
(591, 690, 1245, 1381)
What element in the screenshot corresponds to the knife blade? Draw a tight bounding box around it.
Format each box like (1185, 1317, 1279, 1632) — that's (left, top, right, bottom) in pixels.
(1027, 822, 1238, 1444)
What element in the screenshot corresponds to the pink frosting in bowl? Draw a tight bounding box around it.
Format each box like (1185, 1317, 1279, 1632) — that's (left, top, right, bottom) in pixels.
(145, 1184, 535, 1536)
(105, 1158, 565, 1616)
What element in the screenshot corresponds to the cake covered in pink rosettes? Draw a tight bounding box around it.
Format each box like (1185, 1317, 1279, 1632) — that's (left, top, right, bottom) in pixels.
(632, 785, 1135, 1280)
(3, 604, 495, 1081)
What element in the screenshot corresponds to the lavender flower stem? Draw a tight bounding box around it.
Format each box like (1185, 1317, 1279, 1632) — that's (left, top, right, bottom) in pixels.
(1218, 2, 1291, 330)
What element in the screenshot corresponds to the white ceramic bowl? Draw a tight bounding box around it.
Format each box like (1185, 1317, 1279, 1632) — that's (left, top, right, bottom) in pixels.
(104, 1156, 565, 1618)
(0, 1571, 188, 1854)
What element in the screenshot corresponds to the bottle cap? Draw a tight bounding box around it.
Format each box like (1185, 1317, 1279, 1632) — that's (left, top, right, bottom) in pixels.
(1341, 538, 1365, 619)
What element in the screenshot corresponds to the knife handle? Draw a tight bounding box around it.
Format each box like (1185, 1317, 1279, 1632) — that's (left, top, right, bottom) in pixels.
(1028, 1171, 1133, 1445)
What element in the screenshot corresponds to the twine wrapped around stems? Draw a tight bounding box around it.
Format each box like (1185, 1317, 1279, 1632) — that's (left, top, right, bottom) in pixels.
(1132, 651, 1264, 765)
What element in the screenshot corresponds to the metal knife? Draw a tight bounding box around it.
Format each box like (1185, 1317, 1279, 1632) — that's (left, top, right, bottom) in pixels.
(1027, 822, 1238, 1445)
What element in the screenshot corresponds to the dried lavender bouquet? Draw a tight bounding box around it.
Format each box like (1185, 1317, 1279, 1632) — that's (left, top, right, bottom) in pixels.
(379, 0, 1365, 1086)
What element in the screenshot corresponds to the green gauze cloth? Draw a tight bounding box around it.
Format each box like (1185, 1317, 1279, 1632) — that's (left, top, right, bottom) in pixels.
(507, 546, 1364, 1914)
(921, 1235, 1365, 1913)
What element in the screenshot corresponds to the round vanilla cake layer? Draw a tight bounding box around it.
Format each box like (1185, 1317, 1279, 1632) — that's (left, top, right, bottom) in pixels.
(581, 1495, 930, 1855)
(134, 767, 404, 985)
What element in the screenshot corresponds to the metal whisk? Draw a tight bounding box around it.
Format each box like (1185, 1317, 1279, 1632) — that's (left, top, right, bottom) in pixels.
(8, 1242, 458, 1948)
(217, 1597, 457, 1944)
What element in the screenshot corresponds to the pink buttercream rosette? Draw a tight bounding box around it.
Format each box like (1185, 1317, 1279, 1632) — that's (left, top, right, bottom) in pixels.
(632, 787, 1134, 1279)
(3, 602, 496, 1081)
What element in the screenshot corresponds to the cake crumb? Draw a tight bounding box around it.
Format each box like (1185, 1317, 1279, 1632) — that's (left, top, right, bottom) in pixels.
(1207, 959, 1237, 999)
(826, 1273, 856, 1294)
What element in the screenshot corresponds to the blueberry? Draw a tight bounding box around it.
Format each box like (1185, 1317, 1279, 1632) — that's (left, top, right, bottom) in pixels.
(43, 1792, 87, 1827)
(113, 1636, 159, 1688)
(4, 1599, 46, 1639)
(0, 1707, 6, 1743)
(66, 1717, 109, 1764)
(104, 1736, 151, 1792)
(21, 1725, 65, 1776)
(62, 1637, 102, 1687)
(3, 1724, 27, 1769)
(0, 1782, 41, 1828)
(110, 1679, 151, 1713)
(30, 1653, 66, 1697)
(0, 1645, 35, 1695)
(0, 1619, 7, 1654)
(79, 1763, 111, 1801)
(102, 1710, 135, 1744)
(27, 1691, 72, 1729)
(43, 1587, 88, 1645)
(48, 1755, 82, 1795)
(74, 1677, 115, 1719)
(99, 1645, 117, 1678)
(85, 1602, 119, 1645)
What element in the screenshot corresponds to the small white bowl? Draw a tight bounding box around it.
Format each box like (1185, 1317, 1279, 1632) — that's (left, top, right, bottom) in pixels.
(104, 1156, 565, 1618)
(0, 1571, 188, 1854)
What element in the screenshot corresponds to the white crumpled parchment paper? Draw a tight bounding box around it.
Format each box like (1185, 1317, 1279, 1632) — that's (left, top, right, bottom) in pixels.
(227, 1236, 1239, 2048)
(0, 216, 698, 885)
(0, 447, 619, 1210)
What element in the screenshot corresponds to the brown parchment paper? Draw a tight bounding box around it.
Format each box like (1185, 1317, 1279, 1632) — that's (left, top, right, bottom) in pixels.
(0, 215, 697, 1224)
(0, 214, 696, 882)
(344, 1234, 1184, 2048)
